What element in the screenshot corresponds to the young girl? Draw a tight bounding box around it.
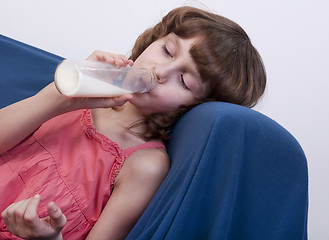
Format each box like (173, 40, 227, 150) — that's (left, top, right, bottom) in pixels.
(0, 6, 266, 240)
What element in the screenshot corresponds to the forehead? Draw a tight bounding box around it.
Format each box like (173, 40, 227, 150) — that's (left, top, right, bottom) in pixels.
(166, 33, 199, 50)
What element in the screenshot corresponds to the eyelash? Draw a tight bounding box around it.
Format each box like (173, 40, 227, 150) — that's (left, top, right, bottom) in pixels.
(162, 45, 173, 58)
(180, 74, 189, 91)
(162, 44, 189, 91)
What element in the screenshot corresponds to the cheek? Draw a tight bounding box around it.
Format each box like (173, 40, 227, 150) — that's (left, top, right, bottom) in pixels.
(133, 45, 159, 67)
(132, 58, 143, 69)
(151, 89, 192, 107)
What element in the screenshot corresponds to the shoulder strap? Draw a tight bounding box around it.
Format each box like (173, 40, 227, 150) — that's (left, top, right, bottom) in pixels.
(123, 142, 166, 158)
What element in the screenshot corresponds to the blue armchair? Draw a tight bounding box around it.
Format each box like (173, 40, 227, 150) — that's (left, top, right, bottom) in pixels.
(0, 34, 308, 240)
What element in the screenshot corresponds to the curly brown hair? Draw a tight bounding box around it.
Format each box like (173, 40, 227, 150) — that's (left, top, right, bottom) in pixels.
(128, 6, 266, 141)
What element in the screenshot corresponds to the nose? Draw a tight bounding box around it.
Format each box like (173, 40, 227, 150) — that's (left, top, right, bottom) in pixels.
(154, 64, 174, 84)
(153, 68, 166, 84)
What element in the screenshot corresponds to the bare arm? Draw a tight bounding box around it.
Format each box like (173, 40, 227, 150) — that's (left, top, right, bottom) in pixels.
(86, 148, 170, 240)
(0, 83, 132, 155)
(0, 51, 133, 155)
(0, 83, 67, 154)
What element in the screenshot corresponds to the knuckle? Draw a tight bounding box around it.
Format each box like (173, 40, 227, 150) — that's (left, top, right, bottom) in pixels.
(4, 208, 13, 218)
(1, 210, 7, 219)
(23, 214, 35, 225)
(13, 209, 24, 219)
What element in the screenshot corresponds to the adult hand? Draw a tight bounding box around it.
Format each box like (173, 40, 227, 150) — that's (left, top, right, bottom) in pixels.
(1, 194, 66, 240)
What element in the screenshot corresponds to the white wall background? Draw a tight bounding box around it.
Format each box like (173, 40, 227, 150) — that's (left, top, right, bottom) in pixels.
(1, 0, 328, 238)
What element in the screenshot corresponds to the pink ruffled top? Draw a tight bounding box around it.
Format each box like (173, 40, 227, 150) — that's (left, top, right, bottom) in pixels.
(0, 109, 165, 239)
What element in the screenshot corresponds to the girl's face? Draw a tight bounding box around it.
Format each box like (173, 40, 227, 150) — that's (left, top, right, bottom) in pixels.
(130, 33, 209, 115)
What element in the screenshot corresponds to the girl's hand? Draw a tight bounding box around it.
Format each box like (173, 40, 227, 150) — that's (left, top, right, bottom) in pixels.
(1, 195, 66, 240)
(40, 82, 133, 112)
(50, 50, 135, 112)
(87, 50, 134, 67)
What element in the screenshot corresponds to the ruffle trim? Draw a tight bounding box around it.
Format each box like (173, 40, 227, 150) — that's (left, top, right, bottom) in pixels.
(80, 109, 125, 192)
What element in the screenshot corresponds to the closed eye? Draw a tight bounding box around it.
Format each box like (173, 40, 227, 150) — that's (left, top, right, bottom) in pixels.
(162, 45, 173, 58)
(180, 74, 190, 90)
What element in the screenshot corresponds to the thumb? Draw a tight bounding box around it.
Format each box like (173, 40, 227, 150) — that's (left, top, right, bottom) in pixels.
(47, 202, 67, 231)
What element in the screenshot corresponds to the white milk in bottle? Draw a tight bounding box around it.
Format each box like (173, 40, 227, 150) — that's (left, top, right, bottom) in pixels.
(54, 60, 155, 97)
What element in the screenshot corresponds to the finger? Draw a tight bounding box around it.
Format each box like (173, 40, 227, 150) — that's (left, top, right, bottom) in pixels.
(2, 198, 30, 234)
(96, 54, 115, 65)
(87, 50, 106, 61)
(102, 55, 115, 65)
(13, 196, 37, 230)
(127, 59, 134, 66)
(47, 202, 67, 231)
(87, 50, 115, 64)
(23, 194, 41, 227)
(119, 55, 130, 65)
(103, 94, 133, 108)
(88, 94, 133, 109)
(113, 56, 125, 67)
(113, 94, 133, 105)
(1, 202, 19, 229)
(113, 54, 132, 67)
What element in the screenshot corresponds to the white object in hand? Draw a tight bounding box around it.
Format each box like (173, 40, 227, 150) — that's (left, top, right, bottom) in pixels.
(54, 59, 155, 97)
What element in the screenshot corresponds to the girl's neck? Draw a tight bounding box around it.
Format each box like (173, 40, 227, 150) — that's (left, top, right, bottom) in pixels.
(90, 103, 149, 148)
(103, 102, 146, 124)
